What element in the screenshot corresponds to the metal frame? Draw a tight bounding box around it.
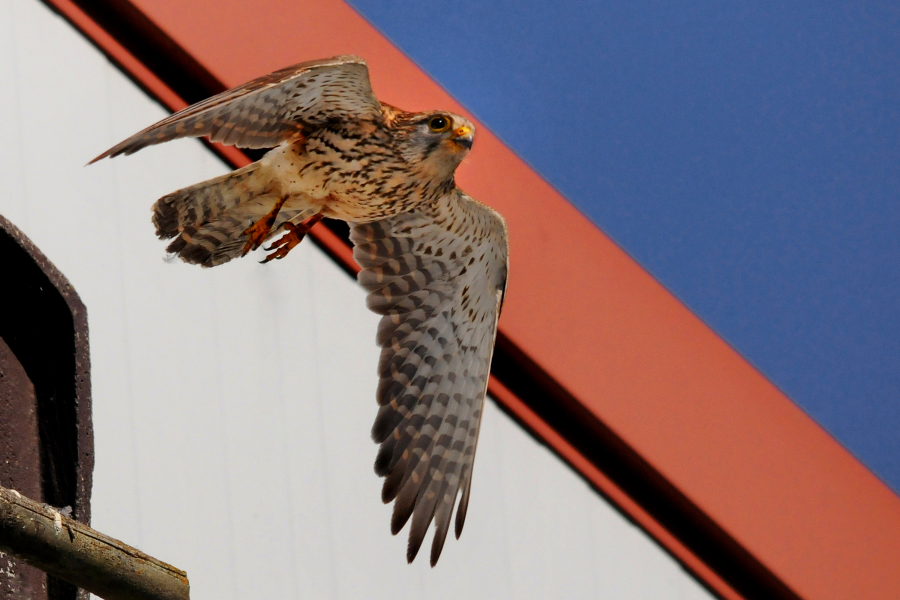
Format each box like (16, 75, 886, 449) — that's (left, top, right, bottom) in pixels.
(35, 1, 900, 598)
(0, 215, 94, 600)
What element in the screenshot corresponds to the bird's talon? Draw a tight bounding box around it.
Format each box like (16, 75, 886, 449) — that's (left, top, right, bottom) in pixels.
(241, 196, 289, 255)
(261, 245, 291, 263)
(241, 219, 273, 254)
(259, 214, 323, 263)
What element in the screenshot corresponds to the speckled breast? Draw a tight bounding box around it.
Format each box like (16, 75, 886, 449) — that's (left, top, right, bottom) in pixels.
(263, 123, 426, 222)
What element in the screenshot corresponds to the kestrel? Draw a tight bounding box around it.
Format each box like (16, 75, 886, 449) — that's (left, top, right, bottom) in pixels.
(92, 55, 508, 566)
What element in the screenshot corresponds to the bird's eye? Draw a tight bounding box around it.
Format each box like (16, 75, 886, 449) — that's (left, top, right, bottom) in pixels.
(428, 116, 451, 132)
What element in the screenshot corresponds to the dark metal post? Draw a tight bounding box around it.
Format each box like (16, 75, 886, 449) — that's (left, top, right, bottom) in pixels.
(0, 215, 93, 600)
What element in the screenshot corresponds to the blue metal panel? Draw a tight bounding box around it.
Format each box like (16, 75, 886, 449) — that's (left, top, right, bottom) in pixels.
(348, 0, 900, 491)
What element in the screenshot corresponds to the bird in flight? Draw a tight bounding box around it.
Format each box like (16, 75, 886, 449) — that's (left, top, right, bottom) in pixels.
(92, 55, 508, 566)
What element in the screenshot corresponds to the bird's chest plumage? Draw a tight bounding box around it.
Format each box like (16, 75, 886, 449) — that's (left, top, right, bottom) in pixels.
(262, 123, 434, 221)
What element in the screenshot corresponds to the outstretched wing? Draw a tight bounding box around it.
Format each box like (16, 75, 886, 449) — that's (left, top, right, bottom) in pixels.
(351, 191, 509, 566)
(92, 55, 381, 162)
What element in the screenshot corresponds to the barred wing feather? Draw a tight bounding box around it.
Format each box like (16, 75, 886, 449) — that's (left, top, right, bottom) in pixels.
(351, 191, 508, 566)
(91, 55, 381, 161)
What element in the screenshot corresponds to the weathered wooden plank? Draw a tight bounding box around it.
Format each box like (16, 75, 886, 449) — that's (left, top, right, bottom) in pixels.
(0, 486, 188, 600)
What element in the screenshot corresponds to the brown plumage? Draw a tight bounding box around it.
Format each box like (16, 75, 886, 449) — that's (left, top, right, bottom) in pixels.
(93, 55, 508, 566)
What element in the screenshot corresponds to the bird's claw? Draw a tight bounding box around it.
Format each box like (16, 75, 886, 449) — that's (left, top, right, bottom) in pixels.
(260, 224, 300, 263)
(260, 214, 323, 263)
(241, 196, 288, 255)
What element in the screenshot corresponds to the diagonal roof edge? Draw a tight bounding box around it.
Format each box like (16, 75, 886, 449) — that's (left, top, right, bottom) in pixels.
(38, 0, 900, 598)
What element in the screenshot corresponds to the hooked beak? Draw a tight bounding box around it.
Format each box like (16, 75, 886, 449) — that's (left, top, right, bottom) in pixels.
(451, 126, 474, 150)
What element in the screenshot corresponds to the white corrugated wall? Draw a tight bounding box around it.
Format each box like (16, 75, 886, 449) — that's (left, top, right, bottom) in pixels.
(0, 2, 716, 599)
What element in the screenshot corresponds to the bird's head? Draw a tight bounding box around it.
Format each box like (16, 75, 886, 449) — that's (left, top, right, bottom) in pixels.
(395, 111, 475, 181)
